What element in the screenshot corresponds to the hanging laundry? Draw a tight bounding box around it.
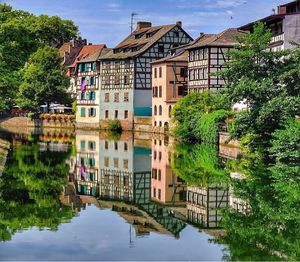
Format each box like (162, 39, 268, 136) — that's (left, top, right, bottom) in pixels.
(80, 165, 86, 180)
(81, 78, 87, 91)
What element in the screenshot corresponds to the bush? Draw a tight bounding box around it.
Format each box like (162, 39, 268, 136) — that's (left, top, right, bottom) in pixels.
(195, 110, 232, 144)
(107, 119, 122, 132)
(171, 91, 230, 142)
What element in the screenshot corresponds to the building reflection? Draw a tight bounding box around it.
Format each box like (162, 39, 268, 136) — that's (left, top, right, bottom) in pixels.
(187, 185, 229, 228)
(151, 135, 186, 206)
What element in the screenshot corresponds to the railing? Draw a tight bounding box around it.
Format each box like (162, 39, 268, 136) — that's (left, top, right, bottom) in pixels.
(271, 33, 284, 44)
(77, 99, 96, 105)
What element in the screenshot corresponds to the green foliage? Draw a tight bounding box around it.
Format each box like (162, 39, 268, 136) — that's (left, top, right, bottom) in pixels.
(269, 119, 300, 164)
(107, 119, 122, 132)
(171, 91, 230, 142)
(0, 141, 75, 241)
(171, 142, 228, 186)
(194, 110, 232, 144)
(72, 100, 77, 113)
(221, 22, 300, 149)
(17, 46, 71, 113)
(0, 4, 78, 111)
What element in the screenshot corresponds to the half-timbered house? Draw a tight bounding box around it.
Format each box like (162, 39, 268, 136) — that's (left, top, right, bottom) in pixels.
(187, 28, 246, 93)
(74, 44, 108, 128)
(240, 0, 300, 52)
(99, 21, 192, 129)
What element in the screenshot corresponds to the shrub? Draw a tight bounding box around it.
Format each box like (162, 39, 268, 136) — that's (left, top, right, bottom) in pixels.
(107, 119, 122, 132)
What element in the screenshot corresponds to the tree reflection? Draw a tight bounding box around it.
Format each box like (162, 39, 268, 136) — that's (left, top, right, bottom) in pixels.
(219, 155, 300, 260)
(0, 142, 75, 241)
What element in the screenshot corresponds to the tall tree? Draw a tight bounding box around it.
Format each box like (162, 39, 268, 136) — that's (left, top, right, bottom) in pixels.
(221, 22, 300, 148)
(17, 46, 71, 113)
(0, 4, 78, 111)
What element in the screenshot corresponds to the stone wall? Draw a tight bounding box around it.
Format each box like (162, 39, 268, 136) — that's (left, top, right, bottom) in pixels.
(133, 116, 152, 132)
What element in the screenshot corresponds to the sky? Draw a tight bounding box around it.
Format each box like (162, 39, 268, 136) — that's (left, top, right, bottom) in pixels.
(2, 0, 285, 47)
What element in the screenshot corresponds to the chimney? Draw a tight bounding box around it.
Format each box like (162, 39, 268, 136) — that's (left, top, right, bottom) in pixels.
(136, 21, 152, 30)
(277, 5, 286, 14)
(176, 21, 182, 27)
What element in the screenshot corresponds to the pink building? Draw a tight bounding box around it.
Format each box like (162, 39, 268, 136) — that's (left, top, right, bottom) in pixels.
(151, 135, 186, 205)
(151, 50, 188, 133)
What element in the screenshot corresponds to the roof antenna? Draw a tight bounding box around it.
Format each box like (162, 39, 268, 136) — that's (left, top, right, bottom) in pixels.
(130, 12, 139, 34)
(272, 8, 276, 14)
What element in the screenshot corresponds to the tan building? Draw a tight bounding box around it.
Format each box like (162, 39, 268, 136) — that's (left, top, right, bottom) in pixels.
(151, 50, 188, 133)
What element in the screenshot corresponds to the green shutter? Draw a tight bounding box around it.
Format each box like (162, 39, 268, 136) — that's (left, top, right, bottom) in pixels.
(80, 140, 85, 150)
(80, 108, 86, 117)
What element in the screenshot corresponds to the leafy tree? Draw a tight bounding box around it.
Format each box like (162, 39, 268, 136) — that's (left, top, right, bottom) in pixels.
(221, 22, 300, 148)
(171, 91, 230, 141)
(0, 4, 78, 111)
(17, 46, 71, 113)
(0, 140, 75, 241)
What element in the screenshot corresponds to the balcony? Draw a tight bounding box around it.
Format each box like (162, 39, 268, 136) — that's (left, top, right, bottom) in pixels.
(270, 33, 284, 45)
(77, 99, 96, 105)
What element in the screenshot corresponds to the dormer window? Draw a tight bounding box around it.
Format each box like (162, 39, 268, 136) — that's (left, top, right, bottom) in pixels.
(135, 33, 144, 39)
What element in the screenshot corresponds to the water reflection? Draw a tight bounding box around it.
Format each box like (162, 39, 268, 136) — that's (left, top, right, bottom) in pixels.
(0, 129, 298, 260)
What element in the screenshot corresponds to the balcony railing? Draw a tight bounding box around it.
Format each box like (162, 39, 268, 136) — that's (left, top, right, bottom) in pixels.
(271, 33, 284, 44)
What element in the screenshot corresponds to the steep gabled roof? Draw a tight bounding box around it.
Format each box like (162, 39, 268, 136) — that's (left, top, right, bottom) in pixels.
(186, 28, 247, 50)
(70, 44, 107, 67)
(101, 23, 192, 60)
(151, 49, 188, 64)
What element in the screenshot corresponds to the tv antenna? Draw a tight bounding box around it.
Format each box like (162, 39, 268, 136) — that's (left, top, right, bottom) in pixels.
(130, 12, 139, 34)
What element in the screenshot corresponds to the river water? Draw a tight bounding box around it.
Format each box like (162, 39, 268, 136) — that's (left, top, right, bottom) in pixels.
(0, 129, 298, 261)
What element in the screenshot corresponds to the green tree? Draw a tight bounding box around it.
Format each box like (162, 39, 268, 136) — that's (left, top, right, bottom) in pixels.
(0, 4, 78, 111)
(221, 22, 300, 148)
(17, 46, 71, 113)
(171, 91, 230, 142)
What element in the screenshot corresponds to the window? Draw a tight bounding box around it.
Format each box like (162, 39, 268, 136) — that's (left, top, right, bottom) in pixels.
(114, 142, 118, 150)
(158, 169, 161, 181)
(180, 67, 188, 77)
(154, 105, 157, 115)
(114, 75, 120, 85)
(153, 188, 156, 198)
(154, 150, 157, 160)
(80, 108, 86, 117)
(159, 86, 162, 97)
(124, 92, 129, 102)
(159, 105, 162, 115)
(104, 157, 109, 167)
(114, 93, 119, 102)
(124, 110, 128, 119)
(123, 159, 128, 169)
(105, 93, 109, 102)
(105, 140, 108, 149)
(174, 31, 179, 37)
(113, 158, 119, 168)
(153, 86, 158, 97)
(81, 91, 85, 100)
(178, 86, 184, 96)
(154, 121, 157, 126)
(189, 69, 194, 80)
(159, 67, 162, 78)
(89, 91, 96, 100)
(124, 75, 129, 85)
(154, 68, 157, 78)
(158, 151, 162, 160)
(158, 189, 161, 200)
(115, 110, 118, 119)
(80, 140, 86, 150)
(158, 45, 164, 53)
(159, 121, 162, 127)
(89, 158, 95, 167)
(89, 108, 96, 117)
(169, 105, 172, 117)
(92, 62, 96, 71)
(124, 142, 128, 151)
(105, 110, 109, 119)
(88, 141, 96, 150)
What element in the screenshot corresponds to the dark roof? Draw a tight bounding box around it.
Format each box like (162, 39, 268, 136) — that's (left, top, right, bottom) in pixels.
(186, 28, 247, 50)
(239, 14, 287, 31)
(100, 23, 192, 60)
(151, 49, 188, 64)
